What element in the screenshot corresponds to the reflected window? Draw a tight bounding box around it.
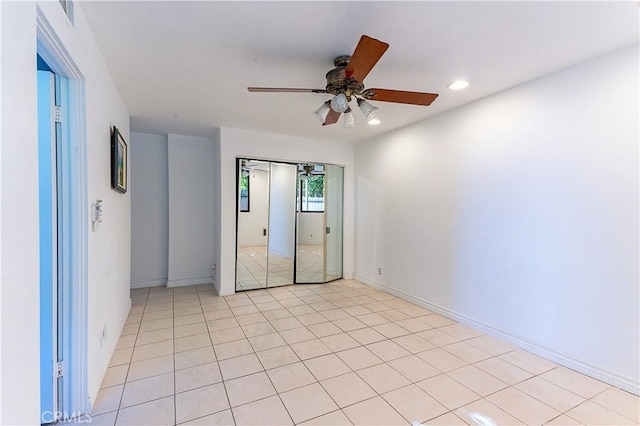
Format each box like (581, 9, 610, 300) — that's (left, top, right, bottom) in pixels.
(300, 175, 324, 212)
(240, 170, 250, 212)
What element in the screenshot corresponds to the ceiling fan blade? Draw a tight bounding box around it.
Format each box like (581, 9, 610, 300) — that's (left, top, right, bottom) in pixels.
(363, 88, 439, 106)
(247, 87, 327, 93)
(345, 35, 389, 83)
(323, 109, 341, 126)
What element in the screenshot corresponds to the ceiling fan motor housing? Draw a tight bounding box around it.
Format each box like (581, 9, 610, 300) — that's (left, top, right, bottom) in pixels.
(325, 56, 365, 99)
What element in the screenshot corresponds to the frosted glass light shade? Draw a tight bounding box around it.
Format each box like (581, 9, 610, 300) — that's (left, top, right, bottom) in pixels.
(313, 101, 331, 122)
(343, 108, 357, 128)
(330, 93, 349, 113)
(357, 98, 378, 121)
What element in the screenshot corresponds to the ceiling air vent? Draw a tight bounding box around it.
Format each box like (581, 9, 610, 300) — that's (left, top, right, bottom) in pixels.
(59, 0, 74, 25)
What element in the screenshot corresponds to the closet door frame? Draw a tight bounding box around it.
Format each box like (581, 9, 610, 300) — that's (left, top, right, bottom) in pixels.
(234, 157, 345, 291)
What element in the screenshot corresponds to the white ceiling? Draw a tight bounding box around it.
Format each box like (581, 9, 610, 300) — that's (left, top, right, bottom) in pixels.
(81, 1, 638, 143)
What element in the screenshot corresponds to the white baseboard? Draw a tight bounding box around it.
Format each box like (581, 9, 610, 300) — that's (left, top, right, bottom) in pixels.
(298, 240, 323, 245)
(216, 288, 235, 296)
(130, 279, 167, 289)
(167, 277, 213, 288)
(355, 275, 639, 396)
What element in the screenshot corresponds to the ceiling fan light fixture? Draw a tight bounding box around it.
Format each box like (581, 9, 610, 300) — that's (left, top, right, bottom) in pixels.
(331, 93, 349, 113)
(448, 80, 469, 90)
(343, 108, 357, 129)
(248, 35, 440, 130)
(357, 98, 379, 121)
(313, 101, 331, 122)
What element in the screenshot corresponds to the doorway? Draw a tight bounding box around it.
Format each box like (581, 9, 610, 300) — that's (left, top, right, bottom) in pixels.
(37, 39, 88, 423)
(235, 159, 344, 291)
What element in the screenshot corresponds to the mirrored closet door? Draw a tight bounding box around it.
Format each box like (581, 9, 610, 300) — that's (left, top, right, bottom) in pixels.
(324, 164, 344, 282)
(235, 158, 344, 291)
(266, 163, 297, 287)
(235, 160, 270, 290)
(296, 164, 326, 284)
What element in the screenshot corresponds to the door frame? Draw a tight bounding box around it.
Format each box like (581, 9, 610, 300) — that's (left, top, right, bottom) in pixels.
(37, 6, 89, 419)
(37, 68, 59, 422)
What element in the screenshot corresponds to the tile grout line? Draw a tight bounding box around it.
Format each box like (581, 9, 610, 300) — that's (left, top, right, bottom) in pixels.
(113, 287, 149, 424)
(229, 285, 299, 423)
(200, 286, 237, 425)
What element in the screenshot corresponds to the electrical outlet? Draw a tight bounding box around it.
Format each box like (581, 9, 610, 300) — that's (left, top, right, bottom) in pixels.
(378, 267, 382, 276)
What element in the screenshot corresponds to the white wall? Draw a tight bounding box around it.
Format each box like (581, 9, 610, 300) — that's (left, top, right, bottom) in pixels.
(267, 163, 297, 258)
(212, 128, 222, 287)
(298, 213, 324, 244)
(0, 1, 131, 422)
(238, 172, 326, 246)
(167, 134, 215, 287)
(130, 132, 168, 287)
(217, 127, 355, 295)
(130, 131, 218, 289)
(355, 46, 639, 393)
(0, 1, 4, 419)
(1, 3, 40, 423)
(237, 169, 269, 246)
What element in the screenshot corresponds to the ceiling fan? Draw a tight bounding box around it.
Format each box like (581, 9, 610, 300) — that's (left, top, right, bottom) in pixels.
(298, 164, 324, 176)
(247, 35, 439, 128)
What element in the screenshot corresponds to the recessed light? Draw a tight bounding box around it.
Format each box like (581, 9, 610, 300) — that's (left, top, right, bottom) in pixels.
(368, 118, 381, 125)
(448, 80, 469, 90)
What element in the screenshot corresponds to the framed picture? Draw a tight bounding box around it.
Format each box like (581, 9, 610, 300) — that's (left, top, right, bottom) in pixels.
(111, 126, 128, 194)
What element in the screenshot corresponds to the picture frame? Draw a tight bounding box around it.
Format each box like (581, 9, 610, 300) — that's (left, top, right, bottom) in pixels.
(111, 126, 128, 194)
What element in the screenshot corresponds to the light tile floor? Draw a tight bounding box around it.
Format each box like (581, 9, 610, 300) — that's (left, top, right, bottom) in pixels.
(237, 244, 326, 291)
(236, 246, 297, 290)
(91, 280, 639, 425)
(296, 244, 324, 284)
(236, 246, 268, 290)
